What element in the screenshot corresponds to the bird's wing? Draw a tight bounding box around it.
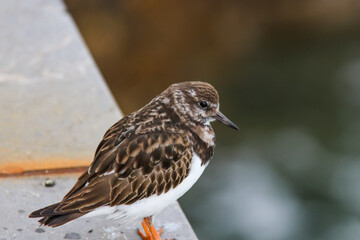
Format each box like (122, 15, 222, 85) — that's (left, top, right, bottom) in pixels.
(61, 117, 133, 200)
(109, 131, 193, 206)
(52, 131, 193, 214)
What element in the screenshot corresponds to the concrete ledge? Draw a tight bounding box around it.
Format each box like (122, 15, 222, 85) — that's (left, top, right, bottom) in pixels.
(0, 0, 120, 173)
(0, 176, 197, 240)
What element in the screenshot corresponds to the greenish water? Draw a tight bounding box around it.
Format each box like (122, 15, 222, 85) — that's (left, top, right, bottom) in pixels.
(179, 31, 360, 240)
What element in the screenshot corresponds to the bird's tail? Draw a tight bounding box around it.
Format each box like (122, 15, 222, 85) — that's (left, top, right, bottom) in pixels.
(29, 202, 86, 227)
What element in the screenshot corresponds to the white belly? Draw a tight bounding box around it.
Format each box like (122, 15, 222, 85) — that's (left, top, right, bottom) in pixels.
(85, 153, 207, 223)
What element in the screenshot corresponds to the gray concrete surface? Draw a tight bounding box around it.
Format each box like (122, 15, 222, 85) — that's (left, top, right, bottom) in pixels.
(0, 0, 121, 171)
(0, 175, 197, 240)
(0, 0, 198, 239)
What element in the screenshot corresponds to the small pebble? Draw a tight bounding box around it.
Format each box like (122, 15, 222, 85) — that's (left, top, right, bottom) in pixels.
(17, 229, 22, 232)
(18, 209, 25, 214)
(64, 232, 81, 239)
(88, 229, 93, 233)
(43, 178, 55, 187)
(35, 228, 45, 233)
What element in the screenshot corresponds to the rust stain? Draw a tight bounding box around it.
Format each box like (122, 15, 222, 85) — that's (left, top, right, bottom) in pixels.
(0, 158, 91, 174)
(0, 166, 88, 178)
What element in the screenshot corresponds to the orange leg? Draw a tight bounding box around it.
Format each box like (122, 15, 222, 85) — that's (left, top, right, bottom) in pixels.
(137, 217, 164, 240)
(137, 220, 152, 240)
(146, 217, 162, 240)
(137, 217, 176, 240)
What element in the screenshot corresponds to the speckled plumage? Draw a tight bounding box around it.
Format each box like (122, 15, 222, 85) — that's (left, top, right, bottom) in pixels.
(29, 81, 238, 228)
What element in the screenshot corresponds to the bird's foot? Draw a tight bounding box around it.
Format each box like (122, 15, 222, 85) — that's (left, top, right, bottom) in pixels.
(137, 217, 163, 240)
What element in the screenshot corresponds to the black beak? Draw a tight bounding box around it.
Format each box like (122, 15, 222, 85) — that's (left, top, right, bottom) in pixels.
(214, 111, 239, 130)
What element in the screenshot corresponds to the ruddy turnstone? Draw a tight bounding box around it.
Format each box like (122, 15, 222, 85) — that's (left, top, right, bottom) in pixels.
(29, 81, 238, 240)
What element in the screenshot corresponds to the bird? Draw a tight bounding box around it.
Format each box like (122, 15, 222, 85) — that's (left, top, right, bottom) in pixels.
(29, 81, 239, 240)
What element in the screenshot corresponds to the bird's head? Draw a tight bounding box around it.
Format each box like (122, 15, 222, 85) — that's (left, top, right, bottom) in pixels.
(162, 81, 239, 130)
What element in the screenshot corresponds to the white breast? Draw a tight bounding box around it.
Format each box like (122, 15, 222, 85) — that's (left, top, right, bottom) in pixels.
(84, 153, 208, 223)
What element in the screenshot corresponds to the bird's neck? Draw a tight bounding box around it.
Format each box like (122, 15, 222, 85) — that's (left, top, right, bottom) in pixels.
(191, 124, 215, 147)
(187, 124, 215, 166)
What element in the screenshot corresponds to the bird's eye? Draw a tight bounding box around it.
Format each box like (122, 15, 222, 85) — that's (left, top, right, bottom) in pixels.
(199, 101, 208, 109)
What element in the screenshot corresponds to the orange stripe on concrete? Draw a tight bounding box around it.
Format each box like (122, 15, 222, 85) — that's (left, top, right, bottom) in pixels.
(0, 158, 91, 174)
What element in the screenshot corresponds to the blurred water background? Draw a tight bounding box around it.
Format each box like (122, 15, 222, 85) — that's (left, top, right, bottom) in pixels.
(64, 1, 360, 239)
